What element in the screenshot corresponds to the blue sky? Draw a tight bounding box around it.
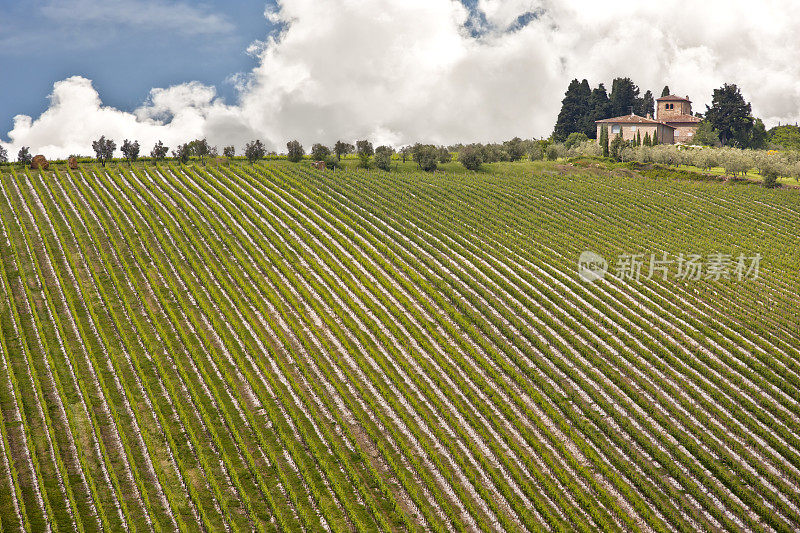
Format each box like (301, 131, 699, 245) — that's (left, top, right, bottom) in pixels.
(0, 0, 278, 136)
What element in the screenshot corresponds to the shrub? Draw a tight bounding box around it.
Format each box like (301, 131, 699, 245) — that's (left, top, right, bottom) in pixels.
(609, 135, 627, 161)
(564, 132, 589, 150)
(529, 142, 545, 161)
(546, 143, 566, 161)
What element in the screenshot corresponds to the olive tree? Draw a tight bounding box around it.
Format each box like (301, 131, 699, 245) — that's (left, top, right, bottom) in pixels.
(459, 144, 484, 171)
(356, 140, 374, 168)
(334, 141, 354, 161)
(412, 144, 438, 172)
(17, 147, 32, 166)
(150, 140, 169, 161)
(374, 145, 394, 171)
(92, 136, 116, 166)
(172, 143, 191, 164)
(287, 140, 304, 163)
(121, 139, 140, 164)
(311, 143, 331, 161)
(245, 140, 266, 164)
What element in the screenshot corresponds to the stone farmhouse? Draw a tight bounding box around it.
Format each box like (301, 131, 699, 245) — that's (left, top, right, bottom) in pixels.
(656, 94, 702, 143)
(595, 93, 701, 145)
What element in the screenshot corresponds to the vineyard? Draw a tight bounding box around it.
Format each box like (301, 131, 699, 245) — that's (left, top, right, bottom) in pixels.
(0, 159, 798, 532)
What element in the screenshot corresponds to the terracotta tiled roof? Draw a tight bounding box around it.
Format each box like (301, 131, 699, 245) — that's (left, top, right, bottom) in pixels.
(657, 94, 692, 102)
(595, 114, 676, 128)
(663, 114, 702, 124)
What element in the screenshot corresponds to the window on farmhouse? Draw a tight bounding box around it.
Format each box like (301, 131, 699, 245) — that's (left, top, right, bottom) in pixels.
(611, 125, 620, 134)
(630, 126, 637, 132)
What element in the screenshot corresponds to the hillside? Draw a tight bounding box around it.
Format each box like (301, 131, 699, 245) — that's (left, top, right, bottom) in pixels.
(0, 160, 798, 531)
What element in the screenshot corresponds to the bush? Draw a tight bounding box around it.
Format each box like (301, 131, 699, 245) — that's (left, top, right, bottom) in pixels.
(762, 170, 779, 188)
(570, 140, 602, 158)
(564, 132, 589, 150)
(459, 144, 484, 171)
(529, 141, 547, 161)
(609, 135, 627, 160)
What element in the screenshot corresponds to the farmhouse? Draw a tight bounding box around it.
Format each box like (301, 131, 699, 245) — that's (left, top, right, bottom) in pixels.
(595, 92, 702, 145)
(596, 114, 676, 145)
(656, 94, 702, 144)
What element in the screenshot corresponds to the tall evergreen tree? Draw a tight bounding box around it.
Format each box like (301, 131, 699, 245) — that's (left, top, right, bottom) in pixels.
(639, 90, 655, 117)
(749, 118, 768, 149)
(609, 77, 640, 117)
(643, 132, 651, 146)
(705, 83, 754, 147)
(661, 85, 671, 97)
(553, 78, 592, 142)
(587, 83, 612, 138)
(600, 126, 610, 157)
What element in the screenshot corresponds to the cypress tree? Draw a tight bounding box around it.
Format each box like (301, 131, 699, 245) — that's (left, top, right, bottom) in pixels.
(600, 126, 609, 157)
(661, 85, 671, 97)
(644, 132, 651, 146)
(588, 83, 612, 137)
(553, 79, 592, 142)
(636, 130, 642, 146)
(640, 90, 655, 117)
(610, 77, 641, 117)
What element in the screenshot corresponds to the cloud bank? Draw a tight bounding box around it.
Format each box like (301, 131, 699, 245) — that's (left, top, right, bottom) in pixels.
(3, 0, 800, 158)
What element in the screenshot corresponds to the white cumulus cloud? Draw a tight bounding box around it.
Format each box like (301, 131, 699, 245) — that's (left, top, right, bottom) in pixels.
(3, 0, 800, 159)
